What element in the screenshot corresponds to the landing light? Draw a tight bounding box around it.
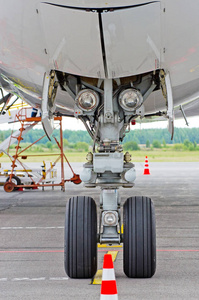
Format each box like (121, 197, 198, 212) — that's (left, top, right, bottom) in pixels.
(102, 211, 118, 226)
(118, 88, 143, 111)
(75, 89, 99, 112)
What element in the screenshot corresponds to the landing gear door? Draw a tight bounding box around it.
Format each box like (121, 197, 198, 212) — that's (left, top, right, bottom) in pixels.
(102, 2, 161, 78)
(39, 3, 105, 78)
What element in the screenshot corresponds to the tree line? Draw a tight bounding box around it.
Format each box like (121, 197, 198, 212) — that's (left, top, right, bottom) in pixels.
(0, 128, 91, 145)
(123, 127, 199, 144)
(1, 127, 199, 145)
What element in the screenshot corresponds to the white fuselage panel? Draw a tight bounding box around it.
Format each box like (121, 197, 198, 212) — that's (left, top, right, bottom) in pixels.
(39, 3, 105, 78)
(102, 3, 161, 78)
(43, 0, 153, 9)
(0, 0, 199, 116)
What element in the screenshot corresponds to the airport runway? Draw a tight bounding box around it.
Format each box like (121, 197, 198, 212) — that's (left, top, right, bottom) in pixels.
(0, 162, 199, 300)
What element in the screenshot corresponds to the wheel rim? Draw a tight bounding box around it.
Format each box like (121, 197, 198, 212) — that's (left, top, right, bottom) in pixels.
(4, 182, 15, 193)
(10, 178, 18, 185)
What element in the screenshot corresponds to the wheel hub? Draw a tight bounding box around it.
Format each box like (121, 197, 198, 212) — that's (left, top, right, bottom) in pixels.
(4, 181, 15, 193)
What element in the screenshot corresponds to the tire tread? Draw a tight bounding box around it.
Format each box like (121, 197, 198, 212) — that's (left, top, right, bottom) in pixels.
(64, 196, 97, 278)
(123, 196, 156, 278)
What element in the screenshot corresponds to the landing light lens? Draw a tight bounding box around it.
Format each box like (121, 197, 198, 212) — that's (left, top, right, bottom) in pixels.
(118, 88, 143, 111)
(76, 89, 99, 112)
(103, 211, 118, 226)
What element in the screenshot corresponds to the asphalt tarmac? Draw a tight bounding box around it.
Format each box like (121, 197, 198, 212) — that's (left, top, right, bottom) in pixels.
(0, 162, 199, 300)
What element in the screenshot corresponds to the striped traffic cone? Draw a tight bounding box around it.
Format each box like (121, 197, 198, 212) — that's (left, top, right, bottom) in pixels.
(143, 156, 150, 175)
(100, 254, 118, 300)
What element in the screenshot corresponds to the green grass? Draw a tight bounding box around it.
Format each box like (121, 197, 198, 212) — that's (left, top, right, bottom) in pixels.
(0, 151, 84, 163)
(0, 148, 199, 163)
(130, 149, 199, 162)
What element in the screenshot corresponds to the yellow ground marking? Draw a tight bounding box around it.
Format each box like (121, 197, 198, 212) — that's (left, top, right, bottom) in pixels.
(190, 65, 199, 72)
(91, 270, 103, 285)
(107, 250, 118, 262)
(91, 250, 118, 285)
(98, 244, 122, 248)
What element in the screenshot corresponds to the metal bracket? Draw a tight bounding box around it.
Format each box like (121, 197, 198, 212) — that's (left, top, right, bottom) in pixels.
(41, 72, 54, 139)
(180, 105, 189, 126)
(165, 72, 174, 139)
(0, 93, 13, 115)
(99, 189, 121, 244)
(143, 82, 156, 102)
(104, 79, 114, 123)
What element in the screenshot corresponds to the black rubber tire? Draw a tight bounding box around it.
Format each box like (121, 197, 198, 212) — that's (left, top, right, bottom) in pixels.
(6, 175, 21, 191)
(123, 196, 156, 278)
(64, 196, 97, 278)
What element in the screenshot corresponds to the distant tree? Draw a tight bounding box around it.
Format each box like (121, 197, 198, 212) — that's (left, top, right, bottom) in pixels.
(152, 140, 162, 148)
(123, 141, 140, 151)
(146, 139, 150, 148)
(183, 139, 191, 149)
(46, 141, 53, 150)
(34, 146, 44, 152)
(189, 143, 195, 151)
(173, 143, 183, 151)
(63, 139, 69, 148)
(75, 142, 89, 152)
(162, 139, 167, 148)
(0, 131, 4, 142)
(2, 127, 199, 147)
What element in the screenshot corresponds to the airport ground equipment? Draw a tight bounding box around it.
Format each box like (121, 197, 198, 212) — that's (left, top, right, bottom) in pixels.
(0, 161, 58, 191)
(0, 108, 81, 192)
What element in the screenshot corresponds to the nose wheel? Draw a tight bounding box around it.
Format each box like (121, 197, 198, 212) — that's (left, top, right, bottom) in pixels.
(64, 196, 97, 278)
(123, 196, 156, 278)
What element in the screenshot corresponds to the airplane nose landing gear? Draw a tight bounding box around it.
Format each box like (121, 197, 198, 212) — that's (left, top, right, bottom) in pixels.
(64, 78, 156, 279)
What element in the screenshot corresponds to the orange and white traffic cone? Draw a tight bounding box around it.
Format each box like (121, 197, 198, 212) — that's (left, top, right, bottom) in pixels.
(100, 254, 118, 300)
(143, 156, 150, 175)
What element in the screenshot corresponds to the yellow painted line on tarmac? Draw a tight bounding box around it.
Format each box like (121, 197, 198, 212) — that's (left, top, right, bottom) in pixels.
(91, 269, 103, 285)
(107, 250, 118, 262)
(98, 244, 122, 248)
(91, 250, 118, 285)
